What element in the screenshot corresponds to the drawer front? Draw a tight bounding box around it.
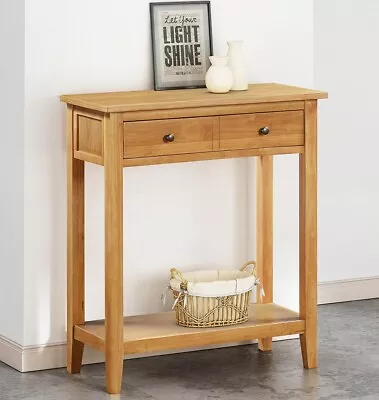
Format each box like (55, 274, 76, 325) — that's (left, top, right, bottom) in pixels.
(220, 111, 304, 150)
(123, 117, 214, 158)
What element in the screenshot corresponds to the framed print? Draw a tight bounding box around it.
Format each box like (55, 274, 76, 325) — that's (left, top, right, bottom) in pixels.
(150, 1, 213, 90)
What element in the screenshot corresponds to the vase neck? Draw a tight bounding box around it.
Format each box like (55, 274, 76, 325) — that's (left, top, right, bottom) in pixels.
(209, 56, 229, 67)
(228, 40, 243, 48)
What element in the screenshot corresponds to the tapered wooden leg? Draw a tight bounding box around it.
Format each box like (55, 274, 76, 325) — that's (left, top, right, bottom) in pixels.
(299, 100, 318, 368)
(256, 155, 274, 352)
(66, 105, 85, 373)
(104, 113, 124, 394)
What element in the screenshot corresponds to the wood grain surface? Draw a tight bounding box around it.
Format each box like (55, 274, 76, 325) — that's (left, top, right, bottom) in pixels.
(60, 83, 328, 113)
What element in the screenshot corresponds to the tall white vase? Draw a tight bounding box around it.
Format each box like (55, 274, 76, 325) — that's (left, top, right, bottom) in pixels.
(227, 41, 248, 91)
(205, 56, 234, 94)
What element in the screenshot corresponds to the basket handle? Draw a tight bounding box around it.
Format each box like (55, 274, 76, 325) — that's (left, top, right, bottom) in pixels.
(170, 267, 187, 283)
(240, 260, 257, 277)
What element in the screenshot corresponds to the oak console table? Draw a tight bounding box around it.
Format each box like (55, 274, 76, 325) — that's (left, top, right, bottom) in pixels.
(61, 83, 327, 394)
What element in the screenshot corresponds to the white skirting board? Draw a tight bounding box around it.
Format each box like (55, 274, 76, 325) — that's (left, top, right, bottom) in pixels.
(317, 276, 379, 305)
(0, 336, 23, 372)
(2, 336, 296, 373)
(1, 276, 378, 372)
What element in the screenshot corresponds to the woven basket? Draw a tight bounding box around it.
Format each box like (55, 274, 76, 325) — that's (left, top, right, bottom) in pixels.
(169, 261, 258, 328)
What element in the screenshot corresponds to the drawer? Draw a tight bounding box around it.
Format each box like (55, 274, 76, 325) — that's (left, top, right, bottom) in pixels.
(219, 111, 304, 150)
(123, 117, 214, 158)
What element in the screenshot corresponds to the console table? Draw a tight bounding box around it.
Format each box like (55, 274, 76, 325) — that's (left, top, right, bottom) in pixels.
(61, 83, 327, 394)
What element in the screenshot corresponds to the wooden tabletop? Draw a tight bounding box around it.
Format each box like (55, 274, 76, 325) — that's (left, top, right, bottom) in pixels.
(60, 83, 328, 113)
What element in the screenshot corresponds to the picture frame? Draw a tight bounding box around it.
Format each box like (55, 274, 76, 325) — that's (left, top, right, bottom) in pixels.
(150, 1, 213, 91)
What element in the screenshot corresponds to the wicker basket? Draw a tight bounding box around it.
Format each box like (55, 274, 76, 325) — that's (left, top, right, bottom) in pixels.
(169, 261, 260, 328)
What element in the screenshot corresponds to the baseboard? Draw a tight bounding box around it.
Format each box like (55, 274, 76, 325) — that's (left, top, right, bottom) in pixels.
(3, 335, 297, 372)
(14, 340, 261, 372)
(1, 276, 378, 372)
(0, 335, 23, 371)
(21, 340, 263, 372)
(318, 276, 379, 304)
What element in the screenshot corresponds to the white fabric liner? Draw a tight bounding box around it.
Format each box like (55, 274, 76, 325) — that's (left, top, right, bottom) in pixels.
(170, 269, 256, 297)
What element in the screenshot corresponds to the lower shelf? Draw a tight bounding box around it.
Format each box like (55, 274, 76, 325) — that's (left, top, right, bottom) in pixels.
(74, 303, 304, 355)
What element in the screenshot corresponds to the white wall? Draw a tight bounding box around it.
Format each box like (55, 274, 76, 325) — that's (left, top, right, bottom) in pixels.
(21, 0, 313, 347)
(0, 0, 25, 344)
(315, 0, 379, 282)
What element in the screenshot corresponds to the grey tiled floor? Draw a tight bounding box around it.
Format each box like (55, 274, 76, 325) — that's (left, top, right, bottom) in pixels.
(1, 299, 378, 399)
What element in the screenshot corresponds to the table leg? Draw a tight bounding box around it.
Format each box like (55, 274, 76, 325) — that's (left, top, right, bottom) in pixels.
(104, 113, 124, 394)
(66, 105, 85, 373)
(256, 155, 274, 351)
(299, 100, 318, 368)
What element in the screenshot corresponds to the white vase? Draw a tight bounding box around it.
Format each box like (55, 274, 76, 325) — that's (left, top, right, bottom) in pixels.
(205, 56, 234, 94)
(227, 41, 248, 91)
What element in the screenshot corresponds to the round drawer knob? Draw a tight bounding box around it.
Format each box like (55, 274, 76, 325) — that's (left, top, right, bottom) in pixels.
(258, 127, 270, 135)
(163, 133, 175, 143)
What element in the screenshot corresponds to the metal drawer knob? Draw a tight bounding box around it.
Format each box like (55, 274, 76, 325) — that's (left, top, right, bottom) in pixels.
(163, 133, 175, 143)
(258, 127, 270, 135)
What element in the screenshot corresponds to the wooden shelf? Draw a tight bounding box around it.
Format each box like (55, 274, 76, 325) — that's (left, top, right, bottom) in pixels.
(74, 303, 304, 355)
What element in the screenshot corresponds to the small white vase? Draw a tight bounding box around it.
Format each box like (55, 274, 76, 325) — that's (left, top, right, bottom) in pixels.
(227, 41, 248, 91)
(205, 56, 234, 94)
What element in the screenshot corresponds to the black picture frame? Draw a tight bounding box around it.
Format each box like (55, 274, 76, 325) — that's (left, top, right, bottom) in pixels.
(150, 1, 213, 91)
